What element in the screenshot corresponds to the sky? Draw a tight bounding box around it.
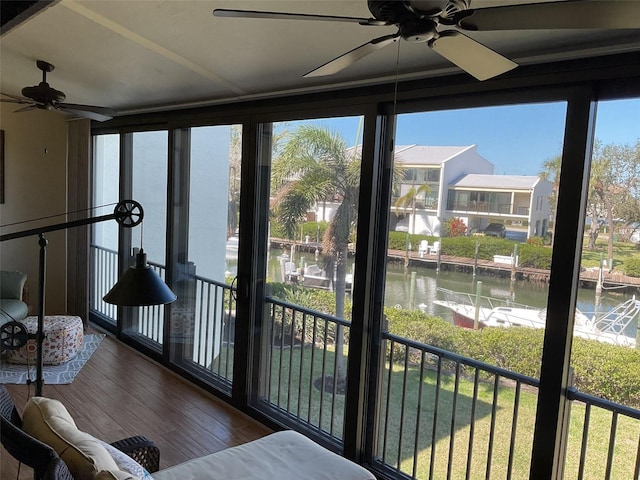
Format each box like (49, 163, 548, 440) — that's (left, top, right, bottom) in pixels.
(296, 97, 639, 176)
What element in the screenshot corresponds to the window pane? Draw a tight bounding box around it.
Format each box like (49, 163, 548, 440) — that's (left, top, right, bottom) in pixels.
(168, 124, 240, 393)
(124, 131, 168, 344)
(257, 116, 363, 443)
(380, 103, 566, 478)
(91, 134, 120, 323)
(566, 97, 640, 479)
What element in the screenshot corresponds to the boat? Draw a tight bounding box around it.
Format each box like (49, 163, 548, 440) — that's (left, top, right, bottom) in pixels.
(432, 287, 639, 348)
(302, 264, 331, 289)
(277, 254, 301, 283)
(301, 264, 353, 291)
(226, 236, 239, 259)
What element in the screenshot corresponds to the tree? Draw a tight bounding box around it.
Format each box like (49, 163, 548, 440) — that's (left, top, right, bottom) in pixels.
(587, 139, 640, 266)
(227, 125, 242, 238)
(394, 183, 430, 266)
(271, 125, 360, 387)
(394, 183, 431, 234)
(539, 154, 562, 236)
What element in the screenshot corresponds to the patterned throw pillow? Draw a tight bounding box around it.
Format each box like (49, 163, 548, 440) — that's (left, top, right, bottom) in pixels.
(97, 438, 154, 480)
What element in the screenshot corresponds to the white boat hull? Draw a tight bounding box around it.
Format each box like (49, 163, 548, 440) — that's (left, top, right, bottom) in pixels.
(434, 296, 637, 348)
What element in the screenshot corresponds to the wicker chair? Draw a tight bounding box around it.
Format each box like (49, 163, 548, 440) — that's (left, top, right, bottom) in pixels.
(0, 385, 160, 480)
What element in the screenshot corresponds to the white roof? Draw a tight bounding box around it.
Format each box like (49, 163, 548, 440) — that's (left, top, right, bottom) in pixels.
(451, 174, 540, 190)
(394, 145, 476, 166)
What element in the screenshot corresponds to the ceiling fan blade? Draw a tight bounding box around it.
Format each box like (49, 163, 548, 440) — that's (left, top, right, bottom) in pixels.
(213, 9, 383, 26)
(429, 30, 517, 81)
(455, 0, 640, 31)
(1, 92, 30, 103)
(304, 33, 401, 78)
(58, 103, 116, 122)
(14, 105, 38, 113)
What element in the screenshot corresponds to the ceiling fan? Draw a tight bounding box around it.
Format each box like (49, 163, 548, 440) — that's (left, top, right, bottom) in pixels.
(213, 0, 640, 81)
(0, 60, 116, 122)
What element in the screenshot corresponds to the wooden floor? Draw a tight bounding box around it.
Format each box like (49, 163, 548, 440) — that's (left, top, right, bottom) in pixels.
(1, 326, 272, 479)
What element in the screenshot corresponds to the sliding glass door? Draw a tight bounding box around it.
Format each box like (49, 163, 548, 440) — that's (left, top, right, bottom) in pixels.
(377, 101, 568, 478)
(167, 124, 242, 394)
(91, 133, 120, 325)
(252, 115, 364, 444)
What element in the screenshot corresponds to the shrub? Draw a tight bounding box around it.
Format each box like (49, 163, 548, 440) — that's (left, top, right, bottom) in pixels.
(518, 244, 553, 269)
(270, 221, 329, 242)
(571, 338, 640, 406)
(385, 308, 462, 353)
(624, 257, 640, 277)
(384, 305, 637, 407)
(526, 236, 544, 246)
(443, 217, 468, 237)
(268, 284, 640, 407)
(300, 221, 329, 241)
(387, 232, 434, 251)
(443, 237, 514, 260)
(267, 282, 348, 316)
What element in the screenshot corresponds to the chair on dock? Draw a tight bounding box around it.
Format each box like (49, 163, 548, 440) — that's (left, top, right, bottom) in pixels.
(429, 241, 440, 255)
(418, 240, 429, 257)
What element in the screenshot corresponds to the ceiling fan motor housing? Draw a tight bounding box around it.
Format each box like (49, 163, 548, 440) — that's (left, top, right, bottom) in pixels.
(405, 0, 451, 17)
(368, 1, 416, 23)
(400, 19, 438, 42)
(22, 83, 66, 105)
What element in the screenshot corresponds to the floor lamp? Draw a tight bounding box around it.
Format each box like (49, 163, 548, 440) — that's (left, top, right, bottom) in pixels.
(0, 200, 177, 396)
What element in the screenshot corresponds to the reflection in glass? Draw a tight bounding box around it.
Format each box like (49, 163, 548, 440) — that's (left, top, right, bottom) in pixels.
(169, 125, 240, 391)
(91, 134, 120, 322)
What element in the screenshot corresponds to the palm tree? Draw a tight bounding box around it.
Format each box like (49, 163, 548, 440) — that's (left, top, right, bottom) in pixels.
(394, 183, 432, 234)
(271, 125, 360, 387)
(394, 184, 431, 266)
(539, 154, 561, 236)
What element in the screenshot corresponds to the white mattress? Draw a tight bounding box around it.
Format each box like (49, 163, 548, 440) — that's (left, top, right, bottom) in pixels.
(152, 430, 375, 480)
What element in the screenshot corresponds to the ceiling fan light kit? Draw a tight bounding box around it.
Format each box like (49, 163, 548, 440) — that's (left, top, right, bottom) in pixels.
(214, 0, 640, 82)
(1, 60, 116, 122)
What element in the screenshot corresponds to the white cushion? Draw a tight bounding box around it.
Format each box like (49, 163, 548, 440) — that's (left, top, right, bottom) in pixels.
(22, 397, 120, 480)
(152, 430, 374, 480)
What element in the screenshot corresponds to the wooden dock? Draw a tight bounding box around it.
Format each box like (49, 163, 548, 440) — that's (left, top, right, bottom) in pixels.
(270, 239, 640, 291)
(389, 249, 640, 291)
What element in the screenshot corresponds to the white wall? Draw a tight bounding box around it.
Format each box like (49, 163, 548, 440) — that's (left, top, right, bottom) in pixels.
(93, 127, 231, 282)
(188, 126, 231, 282)
(0, 105, 68, 314)
(530, 179, 553, 237)
(93, 134, 120, 250)
(439, 146, 494, 235)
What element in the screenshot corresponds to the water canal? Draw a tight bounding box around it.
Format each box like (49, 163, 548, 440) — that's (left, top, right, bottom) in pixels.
(227, 246, 640, 339)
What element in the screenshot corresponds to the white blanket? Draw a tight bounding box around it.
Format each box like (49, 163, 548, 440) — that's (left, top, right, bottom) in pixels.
(152, 430, 374, 480)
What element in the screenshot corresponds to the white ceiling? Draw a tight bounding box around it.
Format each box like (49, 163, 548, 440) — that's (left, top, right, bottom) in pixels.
(1, 0, 640, 117)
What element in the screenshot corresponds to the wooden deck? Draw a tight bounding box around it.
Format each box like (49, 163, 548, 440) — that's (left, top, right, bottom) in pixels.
(389, 249, 640, 288)
(1, 326, 272, 479)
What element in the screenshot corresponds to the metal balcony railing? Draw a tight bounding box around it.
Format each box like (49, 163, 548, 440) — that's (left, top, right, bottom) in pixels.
(447, 202, 514, 215)
(90, 245, 640, 479)
(90, 244, 235, 392)
(90, 244, 166, 344)
(259, 296, 351, 443)
(375, 332, 640, 480)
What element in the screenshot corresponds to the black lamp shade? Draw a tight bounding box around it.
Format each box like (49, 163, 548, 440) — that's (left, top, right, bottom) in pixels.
(103, 250, 177, 306)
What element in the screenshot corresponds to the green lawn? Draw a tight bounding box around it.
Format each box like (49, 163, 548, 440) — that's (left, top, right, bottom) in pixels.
(260, 344, 640, 480)
(581, 236, 640, 270)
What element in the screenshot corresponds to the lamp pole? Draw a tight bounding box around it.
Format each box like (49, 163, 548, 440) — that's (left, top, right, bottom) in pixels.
(0, 200, 147, 396)
(36, 233, 47, 396)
